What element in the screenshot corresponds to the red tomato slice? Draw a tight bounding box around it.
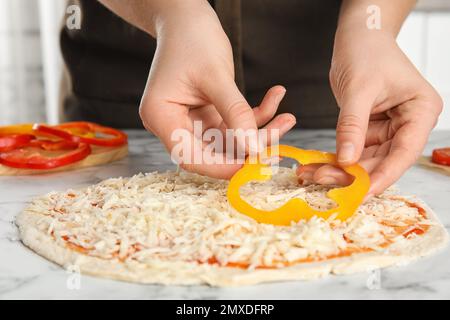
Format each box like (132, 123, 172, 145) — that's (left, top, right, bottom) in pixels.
(34, 122, 127, 147)
(432, 148, 450, 166)
(0, 142, 91, 169)
(0, 134, 35, 152)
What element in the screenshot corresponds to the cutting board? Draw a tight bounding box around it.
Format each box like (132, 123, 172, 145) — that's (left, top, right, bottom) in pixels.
(417, 156, 450, 176)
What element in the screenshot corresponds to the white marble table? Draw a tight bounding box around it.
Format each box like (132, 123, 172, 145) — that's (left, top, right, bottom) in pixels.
(1, 129, 449, 300)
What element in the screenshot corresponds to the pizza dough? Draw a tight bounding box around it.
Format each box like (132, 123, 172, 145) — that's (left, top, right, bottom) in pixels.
(16, 168, 448, 286)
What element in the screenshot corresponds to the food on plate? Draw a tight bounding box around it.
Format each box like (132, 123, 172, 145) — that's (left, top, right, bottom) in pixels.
(0, 122, 128, 175)
(17, 168, 448, 286)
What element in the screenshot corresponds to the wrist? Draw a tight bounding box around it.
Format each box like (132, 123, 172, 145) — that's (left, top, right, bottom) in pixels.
(334, 24, 396, 52)
(151, 0, 215, 38)
(337, 0, 415, 40)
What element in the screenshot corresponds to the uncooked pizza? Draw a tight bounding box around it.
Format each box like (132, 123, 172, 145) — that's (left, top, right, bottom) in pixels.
(17, 166, 448, 286)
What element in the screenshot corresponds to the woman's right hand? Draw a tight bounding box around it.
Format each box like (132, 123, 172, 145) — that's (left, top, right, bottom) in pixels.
(139, 0, 296, 179)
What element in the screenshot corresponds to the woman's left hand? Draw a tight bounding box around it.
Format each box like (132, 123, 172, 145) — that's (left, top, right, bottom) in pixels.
(297, 31, 443, 196)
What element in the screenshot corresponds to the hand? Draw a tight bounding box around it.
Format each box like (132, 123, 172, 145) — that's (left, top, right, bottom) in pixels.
(297, 31, 443, 195)
(139, 1, 295, 179)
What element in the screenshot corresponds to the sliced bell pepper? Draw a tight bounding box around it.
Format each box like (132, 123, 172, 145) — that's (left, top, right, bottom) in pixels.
(34, 122, 127, 147)
(0, 141, 91, 169)
(227, 145, 370, 226)
(432, 148, 450, 166)
(0, 134, 36, 152)
(28, 139, 80, 151)
(0, 123, 61, 140)
(0, 124, 35, 136)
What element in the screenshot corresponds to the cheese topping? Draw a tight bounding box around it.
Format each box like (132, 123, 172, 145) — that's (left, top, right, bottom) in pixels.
(25, 168, 431, 268)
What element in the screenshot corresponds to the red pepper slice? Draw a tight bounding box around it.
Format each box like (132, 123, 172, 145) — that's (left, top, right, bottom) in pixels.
(34, 122, 127, 147)
(28, 139, 80, 151)
(0, 142, 91, 169)
(432, 148, 450, 166)
(0, 134, 36, 152)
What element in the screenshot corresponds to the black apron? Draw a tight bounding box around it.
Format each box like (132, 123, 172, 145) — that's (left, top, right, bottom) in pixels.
(61, 0, 341, 128)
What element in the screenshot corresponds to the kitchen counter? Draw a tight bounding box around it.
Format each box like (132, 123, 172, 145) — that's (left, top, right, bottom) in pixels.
(1, 129, 449, 300)
(416, 0, 450, 11)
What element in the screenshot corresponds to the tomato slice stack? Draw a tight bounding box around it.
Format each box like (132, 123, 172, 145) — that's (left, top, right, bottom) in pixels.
(0, 122, 127, 170)
(34, 122, 127, 147)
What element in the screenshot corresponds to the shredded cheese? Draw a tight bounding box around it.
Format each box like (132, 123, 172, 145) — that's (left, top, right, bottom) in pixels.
(27, 168, 430, 268)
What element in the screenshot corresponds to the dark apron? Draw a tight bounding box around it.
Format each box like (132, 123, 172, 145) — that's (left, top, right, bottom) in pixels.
(61, 0, 341, 128)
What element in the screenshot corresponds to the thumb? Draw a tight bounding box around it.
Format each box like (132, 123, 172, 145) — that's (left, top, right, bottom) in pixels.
(203, 74, 259, 151)
(336, 93, 373, 166)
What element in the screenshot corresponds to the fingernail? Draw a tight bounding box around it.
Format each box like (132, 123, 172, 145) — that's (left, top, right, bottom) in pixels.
(317, 176, 338, 185)
(338, 142, 355, 163)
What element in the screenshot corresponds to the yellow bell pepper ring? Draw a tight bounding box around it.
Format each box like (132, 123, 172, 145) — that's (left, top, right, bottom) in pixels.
(0, 124, 96, 139)
(227, 145, 370, 226)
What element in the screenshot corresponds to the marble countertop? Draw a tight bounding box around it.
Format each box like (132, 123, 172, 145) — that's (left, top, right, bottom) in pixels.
(1, 129, 449, 300)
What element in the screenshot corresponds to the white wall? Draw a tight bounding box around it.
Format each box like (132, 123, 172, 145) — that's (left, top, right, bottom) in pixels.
(398, 12, 450, 130)
(38, 0, 66, 124)
(0, 0, 45, 125)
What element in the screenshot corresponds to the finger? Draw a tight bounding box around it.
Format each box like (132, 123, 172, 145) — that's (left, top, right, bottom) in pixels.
(297, 142, 387, 179)
(297, 139, 393, 186)
(369, 107, 435, 195)
(203, 74, 258, 152)
(216, 86, 291, 152)
(336, 91, 376, 166)
(215, 85, 287, 130)
(253, 85, 287, 127)
(172, 130, 244, 179)
(360, 140, 393, 161)
(365, 120, 391, 147)
(369, 113, 389, 121)
(313, 165, 354, 186)
(296, 164, 322, 183)
(146, 105, 244, 179)
(296, 164, 323, 175)
(260, 113, 296, 147)
(140, 101, 190, 150)
(361, 143, 382, 159)
(180, 159, 243, 180)
(309, 156, 382, 186)
(312, 139, 392, 185)
(188, 104, 223, 131)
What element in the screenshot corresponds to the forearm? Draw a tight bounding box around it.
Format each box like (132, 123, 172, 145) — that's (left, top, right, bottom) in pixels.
(97, 0, 209, 37)
(338, 0, 416, 37)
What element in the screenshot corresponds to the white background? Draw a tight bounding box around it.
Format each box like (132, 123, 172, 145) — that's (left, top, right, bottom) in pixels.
(397, 11, 450, 130)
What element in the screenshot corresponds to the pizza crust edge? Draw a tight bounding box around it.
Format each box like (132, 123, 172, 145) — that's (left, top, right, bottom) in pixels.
(16, 196, 449, 287)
